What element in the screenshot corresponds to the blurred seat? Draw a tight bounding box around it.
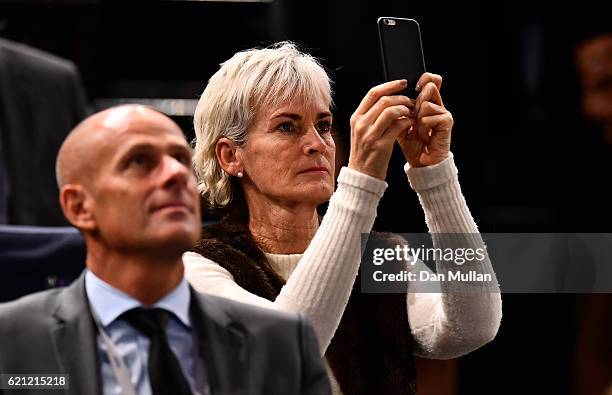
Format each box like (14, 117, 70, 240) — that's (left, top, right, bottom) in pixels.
(0, 225, 85, 302)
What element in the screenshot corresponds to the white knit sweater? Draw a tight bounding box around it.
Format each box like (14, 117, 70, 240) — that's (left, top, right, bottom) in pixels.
(184, 154, 502, 389)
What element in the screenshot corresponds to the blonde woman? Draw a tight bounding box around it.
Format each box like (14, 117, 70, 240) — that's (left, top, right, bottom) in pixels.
(184, 42, 502, 394)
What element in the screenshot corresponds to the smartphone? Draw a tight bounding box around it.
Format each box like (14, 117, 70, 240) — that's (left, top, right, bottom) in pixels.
(377, 17, 426, 98)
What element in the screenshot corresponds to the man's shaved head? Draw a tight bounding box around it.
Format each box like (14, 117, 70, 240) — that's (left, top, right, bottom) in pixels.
(56, 105, 181, 188)
(56, 103, 200, 269)
(54, 104, 200, 304)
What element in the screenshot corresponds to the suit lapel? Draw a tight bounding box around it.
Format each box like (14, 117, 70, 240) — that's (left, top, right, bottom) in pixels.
(190, 288, 248, 395)
(50, 272, 102, 395)
(48, 275, 249, 395)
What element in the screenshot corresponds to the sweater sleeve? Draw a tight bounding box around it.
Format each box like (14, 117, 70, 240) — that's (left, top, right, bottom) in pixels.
(404, 153, 503, 359)
(185, 166, 387, 355)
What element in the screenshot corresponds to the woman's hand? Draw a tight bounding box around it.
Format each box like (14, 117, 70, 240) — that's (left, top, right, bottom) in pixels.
(397, 73, 453, 168)
(348, 80, 415, 180)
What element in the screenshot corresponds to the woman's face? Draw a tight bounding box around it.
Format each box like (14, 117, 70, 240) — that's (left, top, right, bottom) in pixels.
(238, 96, 336, 207)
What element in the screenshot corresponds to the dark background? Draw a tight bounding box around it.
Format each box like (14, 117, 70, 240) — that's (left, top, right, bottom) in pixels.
(1, 0, 610, 394)
(2, 0, 608, 233)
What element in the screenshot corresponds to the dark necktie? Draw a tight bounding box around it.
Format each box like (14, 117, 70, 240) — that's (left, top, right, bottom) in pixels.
(121, 308, 193, 395)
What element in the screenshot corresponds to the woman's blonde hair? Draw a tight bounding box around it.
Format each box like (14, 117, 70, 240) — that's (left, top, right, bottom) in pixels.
(193, 41, 332, 207)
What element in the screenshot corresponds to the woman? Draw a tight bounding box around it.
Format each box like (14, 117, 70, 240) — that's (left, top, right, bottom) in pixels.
(185, 42, 501, 394)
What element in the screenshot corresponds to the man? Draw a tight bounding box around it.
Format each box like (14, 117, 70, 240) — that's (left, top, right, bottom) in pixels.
(0, 105, 330, 395)
(0, 38, 88, 225)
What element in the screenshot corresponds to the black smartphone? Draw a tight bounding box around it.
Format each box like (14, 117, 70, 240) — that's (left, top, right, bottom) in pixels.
(377, 17, 426, 98)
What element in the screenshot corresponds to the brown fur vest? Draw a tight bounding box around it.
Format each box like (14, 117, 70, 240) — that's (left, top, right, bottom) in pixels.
(193, 220, 417, 395)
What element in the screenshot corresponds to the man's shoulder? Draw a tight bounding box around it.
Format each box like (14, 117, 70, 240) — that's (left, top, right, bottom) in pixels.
(192, 294, 312, 343)
(192, 292, 330, 393)
(0, 288, 63, 333)
(192, 291, 317, 362)
(0, 287, 62, 314)
(0, 38, 79, 78)
(195, 291, 301, 324)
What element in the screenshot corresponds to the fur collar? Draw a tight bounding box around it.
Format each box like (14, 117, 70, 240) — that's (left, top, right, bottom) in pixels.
(194, 220, 417, 395)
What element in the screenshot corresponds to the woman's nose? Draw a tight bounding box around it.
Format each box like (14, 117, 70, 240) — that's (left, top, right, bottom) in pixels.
(303, 126, 327, 155)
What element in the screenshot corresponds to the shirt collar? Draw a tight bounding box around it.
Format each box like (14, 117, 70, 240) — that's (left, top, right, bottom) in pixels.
(85, 269, 192, 329)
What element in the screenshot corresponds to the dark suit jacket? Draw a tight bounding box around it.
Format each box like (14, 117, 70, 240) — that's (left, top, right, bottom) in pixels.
(0, 273, 331, 395)
(0, 38, 88, 226)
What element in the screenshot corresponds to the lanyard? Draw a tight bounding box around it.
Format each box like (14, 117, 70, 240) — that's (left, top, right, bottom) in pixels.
(91, 312, 208, 395)
(92, 311, 138, 395)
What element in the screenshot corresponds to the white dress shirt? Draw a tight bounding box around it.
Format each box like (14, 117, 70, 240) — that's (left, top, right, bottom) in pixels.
(85, 269, 205, 395)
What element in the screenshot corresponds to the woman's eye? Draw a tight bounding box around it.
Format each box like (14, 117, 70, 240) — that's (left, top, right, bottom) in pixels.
(315, 120, 332, 134)
(277, 122, 296, 133)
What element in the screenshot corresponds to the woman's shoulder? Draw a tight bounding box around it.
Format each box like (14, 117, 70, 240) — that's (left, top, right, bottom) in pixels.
(196, 220, 265, 260)
(183, 250, 220, 267)
(183, 251, 234, 282)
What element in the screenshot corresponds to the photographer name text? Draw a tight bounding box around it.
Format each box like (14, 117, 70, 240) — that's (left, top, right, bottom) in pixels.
(373, 270, 492, 282)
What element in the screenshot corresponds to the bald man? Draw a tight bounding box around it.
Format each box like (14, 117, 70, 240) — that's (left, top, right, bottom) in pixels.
(0, 106, 330, 395)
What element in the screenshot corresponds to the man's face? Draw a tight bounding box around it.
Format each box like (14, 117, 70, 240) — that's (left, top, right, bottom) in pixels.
(87, 113, 200, 256)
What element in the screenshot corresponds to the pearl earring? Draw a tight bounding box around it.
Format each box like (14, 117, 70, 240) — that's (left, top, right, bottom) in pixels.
(237, 171, 243, 178)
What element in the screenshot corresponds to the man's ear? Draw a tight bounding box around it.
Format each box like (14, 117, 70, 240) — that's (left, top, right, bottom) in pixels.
(59, 184, 97, 231)
(215, 137, 243, 177)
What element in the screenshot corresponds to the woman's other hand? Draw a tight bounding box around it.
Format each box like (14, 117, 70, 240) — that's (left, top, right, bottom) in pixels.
(348, 80, 415, 180)
(397, 73, 453, 168)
